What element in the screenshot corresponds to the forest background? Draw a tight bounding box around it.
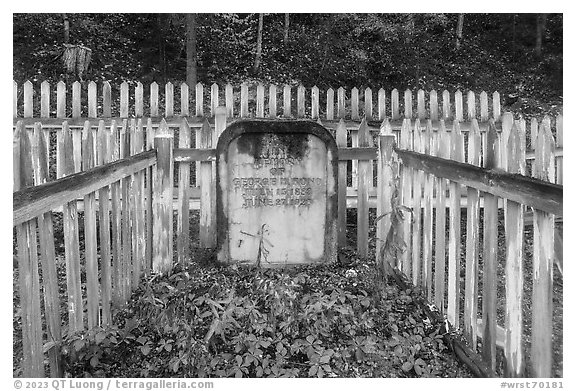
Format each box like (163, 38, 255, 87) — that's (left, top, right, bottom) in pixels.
(12, 13, 563, 119)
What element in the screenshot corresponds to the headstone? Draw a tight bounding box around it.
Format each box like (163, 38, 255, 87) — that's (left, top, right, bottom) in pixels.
(216, 120, 338, 266)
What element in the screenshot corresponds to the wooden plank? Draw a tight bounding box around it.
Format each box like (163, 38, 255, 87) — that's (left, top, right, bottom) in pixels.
(411, 119, 423, 285)
(351, 87, 359, 120)
(24, 80, 33, 117)
(297, 85, 305, 118)
(376, 122, 395, 271)
(135, 82, 144, 117)
(109, 121, 122, 306)
(283, 84, 291, 118)
(336, 119, 347, 248)
(530, 117, 539, 152)
(442, 90, 451, 120)
(14, 147, 156, 227)
(326, 88, 334, 121)
(480, 92, 489, 168)
(225, 83, 234, 118)
(71, 119, 82, 174)
(555, 114, 563, 185)
(195, 82, 204, 117)
(56, 81, 66, 118)
(422, 120, 434, 300)
(32, 123, 63, 376)
(429, 90, 438, 121)
(177, 119, 191, 263)
(241, 83, 249, 118)
(500, 112, 514, 170)
(434, 120, 449, 312)
(102, 81, 112, 117)
(82, 124, 99, 329)
(199, 119, 215, 248)
(41, 81, 50, 118)
(480, 91, 488, 121)
(454, 90, 463, 122)
(338, 147, 377, 161)
(72, 81, 81, 118)
(120, 120, 131, 301)
(256, 83, 265, 117)
(14, 80, 18, 117)
(351, 123, 359, 189)
(144, 118, 155, 274)
(391, 89, 399, 120)
(378, 88, 386, 121)
(215, 106, 227, 144)
(268, 84, 277, 118)
(464, 119, 481, 347)
(311, 86, 319, 119)
(120, 81, 129, 118)
(152, 120, 174, 273)
(166, 82, 175, 117)
(16, 218, 44, 377)
(417, 89, 425, 119)
(447, 121, 463, 329)
(96, 120, 112, 326)
(467, 91, 476, 120)
(393, 148, 562, 216)
(531, 123, 555, 378)
(482, 120, 498, 371)
(517, 118, 527, 175)
(88, 81, 97, 118)
(61, 122, 84, 333)
(404, 89, 413, 119)
(337, 87, 345, 119)
(14, 121, 22, 194)
(399, 119, 413, 276)
(132, 119, 145, 289)
(365, 87, 373, 121)
(180, 82, 189, 116)
(174, 148, 217, 162)
(504, 121, 525, 377)
(150, 82, 159, 117)
(210, 83, 218, 117)
(492, 91, 501, 121)
(357, 118, 370, 257)
(16, 123, 45, 377)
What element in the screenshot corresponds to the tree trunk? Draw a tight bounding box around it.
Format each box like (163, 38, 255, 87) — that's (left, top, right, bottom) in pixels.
(456, 14, 465, 50)
(186, 14, 198, 88)
(156, 14, 166, 82)
(63, 13, 70, 44)
(317, 15, 333, 84)
(405, 14, 415, 44)
(511, 14, 517, 52)
(536, 13, 548, 57)
(284, 13, 290, 45)
(253, 13, 264, 74)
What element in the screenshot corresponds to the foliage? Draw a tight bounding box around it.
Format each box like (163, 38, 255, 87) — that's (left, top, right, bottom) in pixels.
(13, 13, 562, 117)
(61, 254, 471, 378)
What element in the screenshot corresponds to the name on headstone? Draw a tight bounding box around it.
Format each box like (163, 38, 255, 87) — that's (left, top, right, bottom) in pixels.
(216, 120, 338, 266)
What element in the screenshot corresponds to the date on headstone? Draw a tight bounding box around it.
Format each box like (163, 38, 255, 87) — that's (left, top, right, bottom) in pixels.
(216, 120, 338, 266)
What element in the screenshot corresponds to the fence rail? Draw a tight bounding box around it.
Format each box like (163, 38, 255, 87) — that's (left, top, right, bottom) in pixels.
(377, 118, 563, 377)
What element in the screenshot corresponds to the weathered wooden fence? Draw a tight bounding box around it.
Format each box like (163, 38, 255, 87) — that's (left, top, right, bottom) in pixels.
(13, 81, 563, 378)
(13, 80, 504, 122)
(375, 117, 563, 377)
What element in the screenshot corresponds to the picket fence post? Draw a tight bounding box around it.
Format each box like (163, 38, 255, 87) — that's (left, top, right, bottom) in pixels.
(152, 120, 174, 274)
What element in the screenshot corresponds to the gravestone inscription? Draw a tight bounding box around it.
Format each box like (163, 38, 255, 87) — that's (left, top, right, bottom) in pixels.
(216, 120, 338, 266)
